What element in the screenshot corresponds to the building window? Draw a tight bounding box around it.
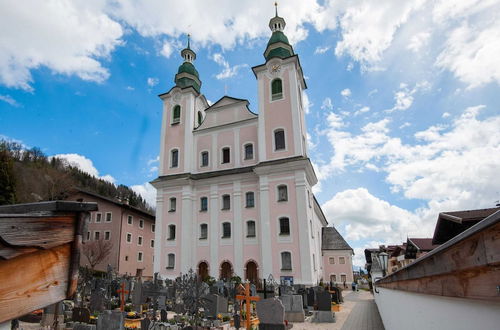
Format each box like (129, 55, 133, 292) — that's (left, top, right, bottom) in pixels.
(271, 78, 283, 101)
(245, 192, 255, 208)
(329, 257, 335, 264)
(171, 149, 179, 168)
(104, 231, 111, 240)
(169, 198, 176, 212)
(172, 105, 181, 124)
(126, 233, 132, 243)
(308, 190, 312, 208)
(222, 222, 231, 238)
(150, 239, 154, 248)
(200, 197, 208, 211)
(281, 251, 292, 270)
(201, 151, 209, 167)
(339, 257, 346, 264)
(94, 231, 100, 240)
(277, 185, 288, 202)
(244, 143, 253, 160)
(341, 274, 347, 282)
(222, 194, 230, 210)
(200, 224, 208, 239)
(168, 224, 176, 240)
(246, 220, 256, 238)
(138, 236, 143, 246)
(313, 254, 316, 271)
(139, 219, 144, 229)
(222, 147, 230, 164)
(274, 129, 285, 150)
(279, 217, 290, 235)
(167, 253, 175, 269)
(138, 252, 143, 262)
(95, 213, 102, 223)
(125, 256, 129, 261)
(86, 231, 90, 241)
(310, 220, 314, 238)
(105, 212, 112, 222)
(127, 215, 133, 225)
(151, 224, 155, 232)
(197, 111, 203, 126)
(330, 274, 337, 282)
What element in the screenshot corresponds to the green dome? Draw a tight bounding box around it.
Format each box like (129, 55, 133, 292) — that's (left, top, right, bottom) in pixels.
(267, 31, 290, 47)
(177, 62, 199, 78)
(266, 47, 293, 60)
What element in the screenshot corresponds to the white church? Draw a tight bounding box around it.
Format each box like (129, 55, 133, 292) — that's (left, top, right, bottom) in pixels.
(151, 8, 353, 286)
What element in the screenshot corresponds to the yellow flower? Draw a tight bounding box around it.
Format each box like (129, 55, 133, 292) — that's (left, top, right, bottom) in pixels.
(217, 313, 222, 319)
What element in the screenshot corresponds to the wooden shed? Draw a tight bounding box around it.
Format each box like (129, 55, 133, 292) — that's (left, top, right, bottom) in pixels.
(0, 201, 97, 323)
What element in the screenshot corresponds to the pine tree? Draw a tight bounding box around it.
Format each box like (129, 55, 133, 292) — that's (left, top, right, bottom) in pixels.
(0, 145, 16, 205)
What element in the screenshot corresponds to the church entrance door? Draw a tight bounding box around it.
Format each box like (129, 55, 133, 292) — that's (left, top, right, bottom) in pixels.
(245, 261, 258, 283)
(220, 261, 233, 280)
(198, 261, 209, 280)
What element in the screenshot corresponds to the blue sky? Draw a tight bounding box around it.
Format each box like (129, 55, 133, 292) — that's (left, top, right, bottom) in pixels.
(1, 1, 499, 267)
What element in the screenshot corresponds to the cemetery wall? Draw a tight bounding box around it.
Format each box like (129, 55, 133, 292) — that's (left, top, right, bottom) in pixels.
(374, 287, 500, 330)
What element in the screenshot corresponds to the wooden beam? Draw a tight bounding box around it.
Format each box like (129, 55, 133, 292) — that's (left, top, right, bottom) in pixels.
(0, 216, 75, 249)
(0, 244, 71, 323)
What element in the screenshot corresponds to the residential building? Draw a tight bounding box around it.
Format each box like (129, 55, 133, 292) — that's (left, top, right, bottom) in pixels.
(322, 227, 354, 286)
(71, 190, 156, 278)
(151, 9, 352, 285)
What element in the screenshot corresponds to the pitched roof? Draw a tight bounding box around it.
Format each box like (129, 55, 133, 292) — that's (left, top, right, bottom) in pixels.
(322, 226, 352, 251)
(408, 238, 439, 251)
(432, 207, 500, 244)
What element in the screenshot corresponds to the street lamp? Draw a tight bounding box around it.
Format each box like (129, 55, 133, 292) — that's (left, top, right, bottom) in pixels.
(378, 252, 388, 277)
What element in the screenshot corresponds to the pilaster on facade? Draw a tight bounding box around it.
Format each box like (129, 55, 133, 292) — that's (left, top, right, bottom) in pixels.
(180, 185, 194, 273)
(209, 184, 219, 278)
(294, 170, 313, 285)
(233, 180, 243, 277)
(258, 175, 273, 278)
(153, 195, 163, 274)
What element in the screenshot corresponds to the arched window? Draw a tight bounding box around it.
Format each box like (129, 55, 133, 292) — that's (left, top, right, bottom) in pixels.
(247, 220, 256, 238)
(222, 222, 231, 238)
(271, 79, 283, 100)
(201, 151, 209, 167)
(277, 185, 288, 201)
(200, 224, 208, 239)
(168, 224, 176, 240)
(274, 129, 285, 150)
(279, 217, 290, 235)
(244, 143, 254, 160)
(167, 253, 175, 269)
(281, 252, 292, 270)
(197, 111, 203, 126)
(171, 149, 179, 168)
(222, 194, 230, 210)
(172, 105, 181, 124)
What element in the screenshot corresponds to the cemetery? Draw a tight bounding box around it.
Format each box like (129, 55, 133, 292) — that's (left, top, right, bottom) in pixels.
(0, 202, 345, 330)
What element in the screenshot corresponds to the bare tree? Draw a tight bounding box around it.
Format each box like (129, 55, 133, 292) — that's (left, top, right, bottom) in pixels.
(82, 239, 113, 270)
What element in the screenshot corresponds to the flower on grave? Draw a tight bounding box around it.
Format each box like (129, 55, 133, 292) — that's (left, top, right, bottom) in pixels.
(217, 313, 223, 319)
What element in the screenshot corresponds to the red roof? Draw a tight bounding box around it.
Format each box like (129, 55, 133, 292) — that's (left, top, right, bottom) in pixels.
(408, 238, 439, 251)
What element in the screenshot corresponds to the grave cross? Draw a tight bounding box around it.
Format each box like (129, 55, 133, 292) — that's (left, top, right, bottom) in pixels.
(236, 282, 260, 330)
(117, 282, 129, 311)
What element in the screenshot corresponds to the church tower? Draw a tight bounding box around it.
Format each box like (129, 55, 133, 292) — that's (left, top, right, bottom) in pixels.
(253, 4, 308, 162)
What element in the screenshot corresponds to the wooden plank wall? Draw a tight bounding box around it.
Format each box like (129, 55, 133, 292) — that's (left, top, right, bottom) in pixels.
(377, 222, 500, 301)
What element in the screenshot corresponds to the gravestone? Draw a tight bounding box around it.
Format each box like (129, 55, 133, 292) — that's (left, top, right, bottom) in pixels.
(72, 307, 91, 323)
(160, 309, 168, 322)
(96, 310, 124, 330)
(279, 295, 305, 322)
(306, 288, 315, 308)
(73, 324, 96, 330)
(297, 288, 307, 309)
(256, 298, 286, 330)
(204, 294, 228, 318)
(310, 291, 335, 323)
(140, 318, 151, 330)
(234, 313, 241, 329)
(329, 287, 341, 304)
(90, 289, 106, 312)
(250, 284, 257, 297)
(158, 296, 167, 310)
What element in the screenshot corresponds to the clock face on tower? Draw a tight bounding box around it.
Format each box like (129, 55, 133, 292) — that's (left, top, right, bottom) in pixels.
(271, 64, 281, 73)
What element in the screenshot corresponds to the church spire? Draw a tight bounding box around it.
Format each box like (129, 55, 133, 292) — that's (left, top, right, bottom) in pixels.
(264, 3, 293, 61)
(175, 34, 202, 93)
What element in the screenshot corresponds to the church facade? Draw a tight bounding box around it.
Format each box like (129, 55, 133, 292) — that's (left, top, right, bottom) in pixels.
(151, 11, 353, 285)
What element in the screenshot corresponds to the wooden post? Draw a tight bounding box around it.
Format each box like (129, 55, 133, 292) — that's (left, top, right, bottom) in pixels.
(117, 282, 129, 312)
(235, 282, 260, 330)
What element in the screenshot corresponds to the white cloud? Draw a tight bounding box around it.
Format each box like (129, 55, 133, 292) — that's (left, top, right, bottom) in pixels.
(386, 81, 430, 112)
(318, 105, 500, 242)
(211, 53, 248, 80)
(399, 122, 411, 129)
(0, 0, 123, 90)
(407, 31, 431, 52)
(321, 97, 333, 111)
(131, 182, 156, 208)
(302, 91, 312, 114)
(340, 88, 351, 97)
(160, 40, 177, 58)
(125, 86, 135, 91)
(314, 46, 330, 54)
(52, 153, 115, 183)
(147, 77, 159, 87)
(354, 106, 370, 116)
(442, 112, 451, 118)
(0, 94, 20, 107)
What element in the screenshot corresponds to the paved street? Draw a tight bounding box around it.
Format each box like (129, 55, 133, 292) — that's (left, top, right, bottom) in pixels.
(341, 290, 385, 330)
